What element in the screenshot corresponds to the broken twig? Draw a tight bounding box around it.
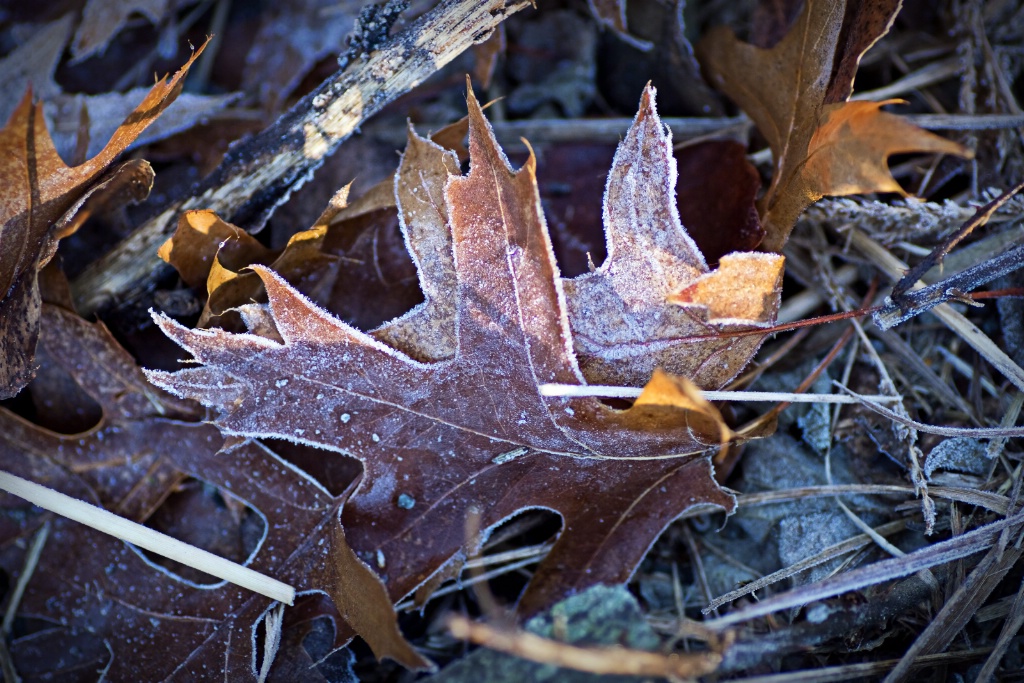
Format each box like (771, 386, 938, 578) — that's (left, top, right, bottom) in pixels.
(447, 615, 726, 678)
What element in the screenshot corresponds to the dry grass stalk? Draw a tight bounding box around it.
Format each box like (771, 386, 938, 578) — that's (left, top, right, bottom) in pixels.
(447, 614, 728, 678)
(704, 519, 909, 613)
(0, 471, 294, 605)
(705, 508, 1024, 630)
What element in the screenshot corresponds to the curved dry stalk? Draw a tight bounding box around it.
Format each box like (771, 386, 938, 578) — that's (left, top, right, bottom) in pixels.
(704, 509, 1024, 630)
(704, 519, 909, 613)
(447, 615, 727, 678)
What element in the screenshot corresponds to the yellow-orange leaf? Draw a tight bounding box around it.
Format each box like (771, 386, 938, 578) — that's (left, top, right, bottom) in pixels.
(698, 0, 971, 252)
(804, 100, 971, 198)
(159, 209, 339, 328)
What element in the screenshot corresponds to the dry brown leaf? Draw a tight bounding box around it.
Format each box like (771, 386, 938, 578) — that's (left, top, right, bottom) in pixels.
(325, 117, 470, 229)
(71, 0, 174, 61)
(159, 209, 340, 327)
(46, 89, 240, 163)
(563, 86, 784, 388)
(0, 41, 207, 398)
(588, 0, 629, 34)
(472, 24, 506, 89)
(0, 305, 430, 676)
(0, 13, 73, 124)
(1, 305, 197, 519)
(371, 124, 462, 360)
(146, 84, 748, 619)
(698, 0, 972, 252)
(357, 85, 781, 389)
(804, 100, 969, 197)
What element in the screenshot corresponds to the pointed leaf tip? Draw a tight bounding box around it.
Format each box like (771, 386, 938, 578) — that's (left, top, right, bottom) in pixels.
(149, 308, 196, 350)
(249, 264, 341, 346)
(637, 82, 656, 117)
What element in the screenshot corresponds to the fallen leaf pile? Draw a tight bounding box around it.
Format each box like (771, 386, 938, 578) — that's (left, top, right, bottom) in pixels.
(698, 0, 973, 251)
(161, 86, 786, 390)
(0, 0, 980, 677)
(147, 85, 763, 625)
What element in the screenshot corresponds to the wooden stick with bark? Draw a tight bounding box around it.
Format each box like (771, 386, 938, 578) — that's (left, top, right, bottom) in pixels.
(71, 0, 532, 315)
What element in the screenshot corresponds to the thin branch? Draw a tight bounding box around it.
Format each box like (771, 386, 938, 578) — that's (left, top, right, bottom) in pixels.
(447, 615, 725, 678)
(1, 521, 49, 634)
(852, 229, 1024, 392)
(839, 385, 1024, 437)
(877, 243, 1024, 328)
(882, 535, 1024, 683)
(0, 520, 45, 683)
(733, 484, 1010, 515)
(373, 113, 1024, 149)
(889, 181, 1024, 302)
(716, 649, 991, 683)
(974, 574, 1024, 683)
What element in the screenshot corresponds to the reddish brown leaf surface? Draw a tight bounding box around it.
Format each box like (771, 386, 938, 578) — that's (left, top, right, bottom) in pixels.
(698, 0, 971, 252)
(146, 86, 747, 619)
(675, 140, 764, 267)
(0, 43, 206, 398)
(166, 87, 782, 391)
(0, 306, 429, 678)
(1, 305, 197, 520)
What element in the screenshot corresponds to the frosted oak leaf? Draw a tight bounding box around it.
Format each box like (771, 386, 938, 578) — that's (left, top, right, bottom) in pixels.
(146, 85, 755, 616)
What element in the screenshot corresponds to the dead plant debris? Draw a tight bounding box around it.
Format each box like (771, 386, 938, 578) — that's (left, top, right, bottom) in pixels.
(0, 0, 1022, 681)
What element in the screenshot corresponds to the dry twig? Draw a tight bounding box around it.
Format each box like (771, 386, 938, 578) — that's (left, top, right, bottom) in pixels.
(71, 0, 532, 315)
(447, 615, 727, 679)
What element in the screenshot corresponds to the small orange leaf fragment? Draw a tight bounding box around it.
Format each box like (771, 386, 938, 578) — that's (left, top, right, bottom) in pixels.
(159, 209, 339, 328)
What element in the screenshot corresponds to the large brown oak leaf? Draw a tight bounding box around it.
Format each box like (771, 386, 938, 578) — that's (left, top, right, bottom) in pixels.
(0, 305, 430, 677)
(146, 85, 750, 617)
